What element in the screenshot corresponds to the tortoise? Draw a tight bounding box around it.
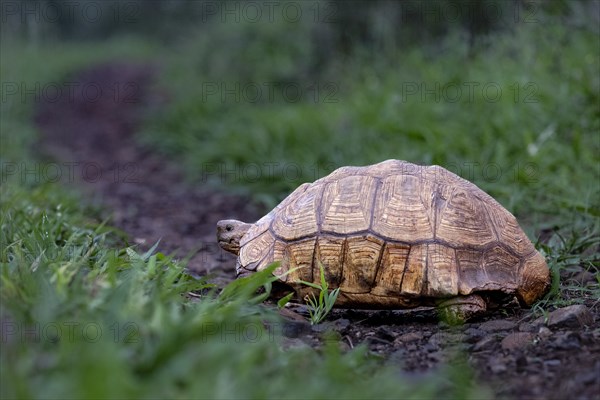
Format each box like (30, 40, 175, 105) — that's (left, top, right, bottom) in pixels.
(217, 160, 550, 320)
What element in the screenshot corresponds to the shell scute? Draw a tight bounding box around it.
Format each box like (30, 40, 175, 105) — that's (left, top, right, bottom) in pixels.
(321, 175, 377, 234)
(271, 183, 322, 240)
(436, 188, 497, 247)
(372, 174, 434, 241)
(339, 235, 384, 294)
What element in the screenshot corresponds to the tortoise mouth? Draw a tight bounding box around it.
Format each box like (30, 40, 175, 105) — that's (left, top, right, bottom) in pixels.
(218, 238, 240, 253)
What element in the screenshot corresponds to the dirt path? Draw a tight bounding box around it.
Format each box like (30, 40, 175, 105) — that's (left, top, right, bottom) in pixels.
(35, 62, 260, 283)
(35, 62, 599, 400)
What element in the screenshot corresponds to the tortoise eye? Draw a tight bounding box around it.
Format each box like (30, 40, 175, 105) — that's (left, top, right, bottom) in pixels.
(226, 225, 233, 232)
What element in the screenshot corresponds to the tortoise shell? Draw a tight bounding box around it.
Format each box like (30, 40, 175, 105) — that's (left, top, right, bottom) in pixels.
(237, 160, 549, 308)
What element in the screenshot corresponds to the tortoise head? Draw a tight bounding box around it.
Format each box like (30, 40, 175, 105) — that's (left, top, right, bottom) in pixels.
(216, 219, 251, 255)
(516, 252, 551, 306)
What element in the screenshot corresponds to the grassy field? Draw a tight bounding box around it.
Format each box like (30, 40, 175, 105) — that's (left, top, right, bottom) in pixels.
(1, 2, 598, 399)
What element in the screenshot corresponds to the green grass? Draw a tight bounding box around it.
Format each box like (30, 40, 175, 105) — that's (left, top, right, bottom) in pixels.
(300, 263, 341, 325)
(536, 228, 600, 311)
(1, 39, 490, 399)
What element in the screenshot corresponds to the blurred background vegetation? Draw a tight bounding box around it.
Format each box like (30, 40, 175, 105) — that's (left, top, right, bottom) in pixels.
(1, 1, 599, 399)
(3, 0, 599, 226)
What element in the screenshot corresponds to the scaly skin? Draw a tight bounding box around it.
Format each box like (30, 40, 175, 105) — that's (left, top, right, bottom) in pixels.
(216, 219, 250, 256)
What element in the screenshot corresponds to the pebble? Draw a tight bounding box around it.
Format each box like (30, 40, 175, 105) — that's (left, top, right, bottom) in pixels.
(333, 318, 351, 330)
(518, 322, 537, 332)
(479, 320, 517, 332)
(543, 359, 561, 367)
(280, 320, 311, 338)
(515, 354, 528, 373)
(552, 331, 581, 350)
(388, 349, 406, 365)
(397, 332, 422, 343)
(537, 326, 552, 339)
(310, 323, 332, 333)
(375, 326, 397, 342)
(427, 351, 443, 362)
(490, 361, 507, 373)
(472, 335, 497, 352)
(570, 269, 596, 285)
(463, 328, 485, 343)
(423, 343, 438, 353)
(280, 337, 310, 350)
(547, 305, 594, 329)
(501, 332, 533, 351)
(428, 332, 464, 347)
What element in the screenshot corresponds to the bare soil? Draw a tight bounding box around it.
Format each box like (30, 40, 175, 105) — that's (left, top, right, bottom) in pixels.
(35, 62, 600, 400)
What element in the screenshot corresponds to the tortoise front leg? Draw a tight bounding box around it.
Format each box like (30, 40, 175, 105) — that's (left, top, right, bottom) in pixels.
(437, 294, 487, 324)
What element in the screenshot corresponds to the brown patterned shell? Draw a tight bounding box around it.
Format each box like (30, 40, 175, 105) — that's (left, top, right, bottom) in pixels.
(237, 160, 549, 307)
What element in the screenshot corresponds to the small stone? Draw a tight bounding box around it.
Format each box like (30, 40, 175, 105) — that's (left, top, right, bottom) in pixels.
(569, 269, 596, 285)
(429, 332, 464, 347)
(388, 349, 406, 365)
(333, 318, 350, 330)
(397, 332, 422, 343)
(463, 328, 485, 343)
(473, 335, 498, 352)
(406, 343, 417, 351)
(547, 305, 594, 329)
(337, 340, 351, 352)
(375, 326, 396, 342)
(479, 320, 517, 332)
(553, 331, 581, 350)
(518, 322, 536, 332)
(279, 307, 308, 322)
(537, 326, 552, 339)
(311, 322, 333, 333)
(531, 316, 546, 327)
(543, 359, 561, 367)
(515, 354, 528, 373)
(365, 335, 392, 346)
(579, 370, 599, 385)
(427, 351, 443, 362)
(280, 337, 310, 350)
(490, 361, 507, 373)
(421, 330, 433, 339)
(501, 332, 533, 351)
(280, 320, 311, 338)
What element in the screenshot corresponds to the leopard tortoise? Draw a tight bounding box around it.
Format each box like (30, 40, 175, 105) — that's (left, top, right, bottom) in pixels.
(217, 160, 550, 320)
